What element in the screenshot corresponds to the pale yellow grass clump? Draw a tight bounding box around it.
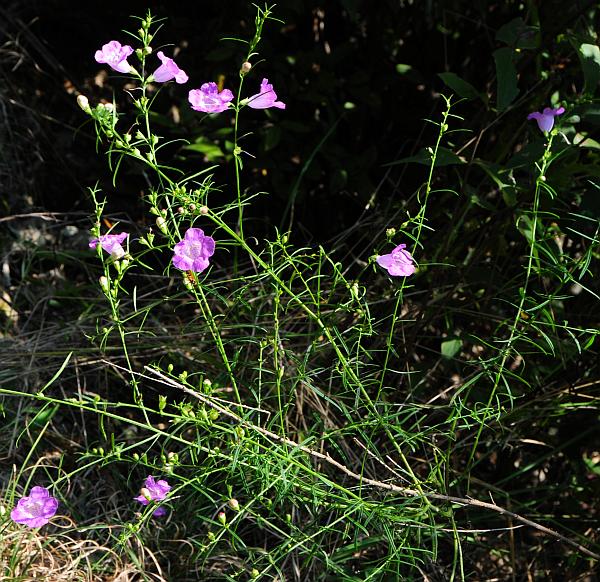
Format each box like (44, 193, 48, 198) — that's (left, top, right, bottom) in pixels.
(0, 520, 165, 582)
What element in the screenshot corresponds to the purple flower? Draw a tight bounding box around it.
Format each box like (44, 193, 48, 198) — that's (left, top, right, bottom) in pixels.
(135, 475, 171, 517)
(172, 228, 215, 273)
(188, 82, 234, 113)
(377, 244, 416, 277)
(89, 232, 129, 259)
(247, 78, 286, 110)
(527, 106, 565, 133)
(152, 51, 188, 84)
(11, 486, 59, 528)
(94, 40, 134, 74)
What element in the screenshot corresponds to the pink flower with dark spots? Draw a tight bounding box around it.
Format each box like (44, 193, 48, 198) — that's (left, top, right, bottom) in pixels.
(247, 78, 286, 110)
(135, 476, 171, 517)
(527, 106, 565, 133)
(188, 82, 234, 113)
(172, 228, 215, 273)
(89, 232, 129, 259)
(152, 51, 188, 84)
(94, 40, 134, 74)
(11, 486, 59, 528)
(377, 244, 416, 277)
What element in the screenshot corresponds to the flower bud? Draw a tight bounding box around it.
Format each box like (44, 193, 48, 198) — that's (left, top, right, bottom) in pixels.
(228, 498, 240, 511)
(183, 273, 195, 291)
(156, 216, 168, 234)
(77, 94, 91, 113)
(199, 205, 209, 215)
(240, 61, 252, 75)
(386, 227, 396, 238)
(140, 487, 152, 501)
(99, 276, 110, 293)
(217, 511, 227, 525)
(144, 46, 153, 55)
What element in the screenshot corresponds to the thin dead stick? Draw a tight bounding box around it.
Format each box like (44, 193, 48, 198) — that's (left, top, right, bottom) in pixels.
(142, 365, 599, 560)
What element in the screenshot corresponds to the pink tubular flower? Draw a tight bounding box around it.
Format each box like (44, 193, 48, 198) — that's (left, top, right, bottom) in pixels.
(135, 476, 171, 517)
(94, 40, 134, 74)
(172, 228, 215, 273)
(89, 232, 129, 259)
(188, 82, 234, 113)
(377, 244, 416, 277)
(152, 51, 188, 84)
(247, 78, 286, 110)
(527, 106, 565, 133)
(11, 486, 59, 528)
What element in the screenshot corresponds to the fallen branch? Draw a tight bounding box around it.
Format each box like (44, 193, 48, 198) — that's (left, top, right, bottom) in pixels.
(143, 365, 599, 561)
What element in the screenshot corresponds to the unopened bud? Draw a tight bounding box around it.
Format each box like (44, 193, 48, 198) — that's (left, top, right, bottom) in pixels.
(156, 216, 168, 234)
(199, 205, 209, 215)
(189, 203, 196, 212)
(177, 206, 185, 214)
(217, 511, 227, 525)
(183, 272, 195, 291)
(99, 276, 110, 293)
(77, 94, 91, 113)
(240, 61, 252, 75)
(144, 46, 153, 55)
(228, 498, 240, 511)
(386, 227, 396, 238)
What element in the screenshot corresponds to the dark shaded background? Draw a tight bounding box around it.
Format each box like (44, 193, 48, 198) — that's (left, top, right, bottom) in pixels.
(4, 0, 566, 237)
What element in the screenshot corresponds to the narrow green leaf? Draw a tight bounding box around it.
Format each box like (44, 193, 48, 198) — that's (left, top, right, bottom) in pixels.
(37, 352, 72, 395)
(493, 47, 519, 111)
(384, 146, 466, 167)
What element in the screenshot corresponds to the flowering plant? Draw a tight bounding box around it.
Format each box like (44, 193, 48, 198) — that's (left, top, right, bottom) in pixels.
(527, 106, 565, 133)
(376, 244, 416, 277)
(95, 41, 134, 74)
(89, 232, 129, 259)
(134, 476, 171, 517)
(188, 82, 234, 113)
(11, 486, 59, 528)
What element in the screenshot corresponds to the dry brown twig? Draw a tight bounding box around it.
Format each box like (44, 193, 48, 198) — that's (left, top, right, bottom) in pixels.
(141, 365, 600, 561)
